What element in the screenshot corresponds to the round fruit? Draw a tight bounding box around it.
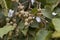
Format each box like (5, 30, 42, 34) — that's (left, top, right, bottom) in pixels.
(13, 23, 17, 27)
(37, 8, 41, 12)
(20, 10, 25, 14)
(12, 18, 16, 22)
(15, 0, 19, 2)
(19, 5, 24, 9)
(18, 14, 21, 17)
(10, 21, 13, 24)
(24, 22, 29, 26)
(28, 16, 32, 20)
(6, 18, 10, 22)
(25, 18, 28, 22)
(6, 23, 10, 25)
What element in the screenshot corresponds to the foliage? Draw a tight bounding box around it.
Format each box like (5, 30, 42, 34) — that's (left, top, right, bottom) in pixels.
(0, 0, 60, 40)
(0, 24, 15, 38)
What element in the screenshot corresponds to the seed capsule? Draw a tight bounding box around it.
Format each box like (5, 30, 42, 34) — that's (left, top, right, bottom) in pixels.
(16, 28, 19, 33)
(6, 18, 10, 21)
(19, 5, 24, 10)
(18, 14, 21, 17)
(6, 18, 10, 22)
(13, 23, 17, 27)
(24, 11, 29, 15)
(24, 22, 29, 26)
(6, 23, 10, 25)
(29, 14, 32, 16)
(46, 20, 48, 23)
(28, 16, 33, 20)
(20, 10, 25, 14)
(25, 14, 29, 17)
(13, 18, 16, 22)
(30, 20, 33, 23)
(18, 6, 20, 8)
(37, 8, 41, 12)
(15, 0, 19, 2)
(25, 18, 29, 22)
(10, 21, 13, 24)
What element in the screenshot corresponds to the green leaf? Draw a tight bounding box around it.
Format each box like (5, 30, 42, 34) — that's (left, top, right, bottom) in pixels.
(28, 35, 36, 40)
(55, 8, 60, 17)
(46, 0, 59, 5)
(42, 0, 59, 19)
(45, 0, 59, 11)
(0, 13, 6, 27)
(18, 21, 28, 36)
(18, 21, 25, 30)
(5, 0, 11, 9)
(52, 18, 60, 32)
(0, 0, 8, 16)
(21, 29, 28, 36)
(31, 8, 38, 15)
(0, 24, 15, 38)
(30, 20, 39, 28)
(52, 31, 60, 38)
(36, 30, 52, 40)
(41, 9, 53, 19)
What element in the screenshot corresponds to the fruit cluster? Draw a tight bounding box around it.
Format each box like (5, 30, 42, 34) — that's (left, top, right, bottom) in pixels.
(6, 0, 43, 28)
